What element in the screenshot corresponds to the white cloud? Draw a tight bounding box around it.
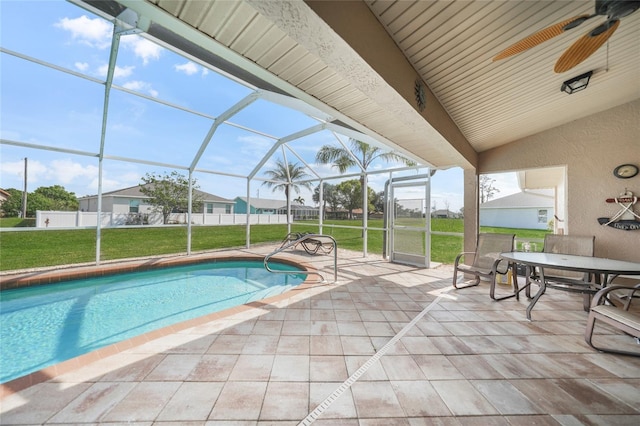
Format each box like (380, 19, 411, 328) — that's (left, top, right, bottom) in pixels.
(122, 80, 158, 98)
(113, 65, 135, 79)
(1, 159, 32, 181)
(74, 62, 89, 72)
(0, 158, 96, 193)
(0, 158, 149, 197)
(48, 159, 98, 185)
(174, 61, 199, 75)
(120, 35, 162, 65)
(98, 64, 135, 79)
(174, 61, 210, 77)
(55, 15, 112, 49)
(238, 135, 273, 156)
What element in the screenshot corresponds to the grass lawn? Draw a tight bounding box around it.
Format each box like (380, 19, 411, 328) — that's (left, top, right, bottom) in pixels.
(0, 218, 549, 271)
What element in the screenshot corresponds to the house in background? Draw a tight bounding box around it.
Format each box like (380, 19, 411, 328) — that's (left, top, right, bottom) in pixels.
(79, 185, 234, 217)
(480, 190, 554, 230)
(0, 189, 10, 216)
(234, 197, 319, 220)
(431, 209, 460, 219)
(234, 197, 284, 215)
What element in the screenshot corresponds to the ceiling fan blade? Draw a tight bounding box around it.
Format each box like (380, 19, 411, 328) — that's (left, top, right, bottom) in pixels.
(554, 19, 620, 73)
(493, 14, 591, 61)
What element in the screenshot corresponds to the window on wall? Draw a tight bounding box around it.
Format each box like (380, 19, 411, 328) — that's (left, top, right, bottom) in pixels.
(538, 209, 548, 223)
(206, 203, 213, 214)
(225, 205, 231, 214)
(129, 200, 140, 213)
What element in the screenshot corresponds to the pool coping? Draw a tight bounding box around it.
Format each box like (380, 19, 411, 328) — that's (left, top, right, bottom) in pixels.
(0, 251, 321, 399)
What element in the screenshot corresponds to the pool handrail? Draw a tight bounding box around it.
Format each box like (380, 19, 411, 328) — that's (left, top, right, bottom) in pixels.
(264, 234, 338, 283)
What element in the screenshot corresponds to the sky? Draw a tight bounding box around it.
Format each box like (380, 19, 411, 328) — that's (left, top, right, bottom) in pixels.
(0, 1, 520, 213)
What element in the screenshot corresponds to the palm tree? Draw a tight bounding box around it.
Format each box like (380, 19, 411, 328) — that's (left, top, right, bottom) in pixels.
(315, 139, 415, 225)
(262, 158, 312, 222)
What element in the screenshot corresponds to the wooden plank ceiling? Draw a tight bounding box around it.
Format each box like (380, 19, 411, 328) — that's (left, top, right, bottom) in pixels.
(129, 0, 639, 167)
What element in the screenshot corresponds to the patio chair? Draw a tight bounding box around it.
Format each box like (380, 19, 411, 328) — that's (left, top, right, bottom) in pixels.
(526, 234, 596, 309)
(452, 233, 515, 290)
(300, 235, 335, 255)
(584, 283, 640, 357)
(280, 232, 304, 249)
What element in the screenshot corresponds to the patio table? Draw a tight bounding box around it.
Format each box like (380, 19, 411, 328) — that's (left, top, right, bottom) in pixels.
(499, 252, 640, 320)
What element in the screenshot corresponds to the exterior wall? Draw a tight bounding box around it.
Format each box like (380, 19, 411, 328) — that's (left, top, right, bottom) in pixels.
(205, 202, 233, 214)
(112, 197, 136, 214)
(79, 197, 112, 212)
(234, 198, 250, 214)
(480, 207, 553, 230)
(478, 100, 640, 262)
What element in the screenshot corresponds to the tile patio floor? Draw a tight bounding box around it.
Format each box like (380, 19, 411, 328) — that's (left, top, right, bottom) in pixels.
(1, 247, 639, 425)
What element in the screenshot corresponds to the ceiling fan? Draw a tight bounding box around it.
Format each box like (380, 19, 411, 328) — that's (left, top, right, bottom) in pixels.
(493, 0, 640, 73)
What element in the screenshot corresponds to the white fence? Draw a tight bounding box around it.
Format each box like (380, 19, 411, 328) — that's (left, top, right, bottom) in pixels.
(35, 211, 288, 228)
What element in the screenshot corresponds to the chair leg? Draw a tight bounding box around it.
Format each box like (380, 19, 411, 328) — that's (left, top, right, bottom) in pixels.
(582, 293, 592, 312)
(585, 317, 640, 357)
(490, 265, 521, 301)
(452, 270, 480, 289)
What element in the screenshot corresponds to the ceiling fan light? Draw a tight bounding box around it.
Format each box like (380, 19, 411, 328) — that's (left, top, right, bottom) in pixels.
(560, 70, 593, 94)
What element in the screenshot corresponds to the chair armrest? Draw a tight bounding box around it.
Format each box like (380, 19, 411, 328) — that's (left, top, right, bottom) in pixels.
(591, 284, 640, 310)
(491, 257, 511, 275)
(454, 252, 476, 267)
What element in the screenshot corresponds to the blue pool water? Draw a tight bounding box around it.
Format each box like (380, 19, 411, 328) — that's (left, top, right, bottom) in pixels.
(0, 260, 306, 383)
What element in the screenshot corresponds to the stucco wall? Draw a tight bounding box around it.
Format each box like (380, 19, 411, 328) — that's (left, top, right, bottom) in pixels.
(478, 100, 640, 262)
(481, 207, 553, 230)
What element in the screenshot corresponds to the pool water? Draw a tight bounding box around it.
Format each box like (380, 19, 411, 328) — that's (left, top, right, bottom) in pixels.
(0, 260, 306, 383)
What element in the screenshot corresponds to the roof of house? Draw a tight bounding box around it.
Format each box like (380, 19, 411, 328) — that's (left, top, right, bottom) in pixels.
(235, 197, 317, 210)
(480, 190, 554, 209)
(80, 184, 233, 203)
(235, 197, 288, 209)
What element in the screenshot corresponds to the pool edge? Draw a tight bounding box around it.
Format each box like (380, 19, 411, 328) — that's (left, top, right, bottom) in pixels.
(0, 251, 320, 399)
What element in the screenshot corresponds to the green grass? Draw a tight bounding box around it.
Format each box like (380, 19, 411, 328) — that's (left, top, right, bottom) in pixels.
(0, 218, 550, 271)
(0, 217, 35, 228)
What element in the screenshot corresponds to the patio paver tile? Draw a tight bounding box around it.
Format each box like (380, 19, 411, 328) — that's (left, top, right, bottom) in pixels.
(276, 335, 310, 354)
(270, 355, 309, 382)
(390, 380, 452, 417)
(228, 354, 274, 381)
(144, 354, 201, 381)
(309, 355, 349, 382)
(380, 355, 426, 380)
(309, 382, 358, 419)
(156, 382, 223, 421)
(310, 335, 343, 355)
(350, 381, 406, 418)
(208, 381, 267, 420)
(48, 382, 137, 423)
(102, 381, 181, 422)
(430, 380, 500, 416)
(187, 354, 239, 382)
(259, 382, 309, 421)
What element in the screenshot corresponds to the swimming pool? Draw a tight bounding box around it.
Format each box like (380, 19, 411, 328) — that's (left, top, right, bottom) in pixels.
(0, 260, 307, 384)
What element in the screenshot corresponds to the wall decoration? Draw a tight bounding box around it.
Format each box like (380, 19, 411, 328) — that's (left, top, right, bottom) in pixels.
(613, 164, 639, 179)
(598, 189, 640, 230)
